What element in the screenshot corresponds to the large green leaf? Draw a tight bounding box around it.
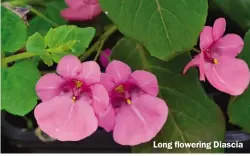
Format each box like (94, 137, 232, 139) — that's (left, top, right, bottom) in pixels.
(228, 30, 250, 133)
(28, 0, 67, 36)
(100, 0, 208, 61)
(111, 37, 225, 153)
(212, 0, 250, 31)
(1, 6, 27, 53)
(1, 60, 41, 116)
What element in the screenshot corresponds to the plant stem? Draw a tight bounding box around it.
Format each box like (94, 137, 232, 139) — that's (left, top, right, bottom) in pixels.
(229, 96, 237, 105)
(192, 48, 200, 53)
(30, 7, 58, 27)
(3, 52, 40, 64)
(23, 116, 33, 130)
(1, 52, 7, 68)
(79, 25, 117, 61)
(94, 40, 105, 61)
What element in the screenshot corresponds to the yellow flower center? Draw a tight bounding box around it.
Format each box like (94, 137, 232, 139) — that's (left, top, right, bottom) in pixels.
(72, 96, 76, 102)
(213, 58, 219, 65)
(115, 84, 124, 93)
(126, 99, 132, 105)
(75, 80, 83, 88)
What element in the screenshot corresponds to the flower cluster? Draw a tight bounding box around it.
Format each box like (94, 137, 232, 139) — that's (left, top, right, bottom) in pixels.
(34, 55, 168, 145)
(34, 17, 249, 146)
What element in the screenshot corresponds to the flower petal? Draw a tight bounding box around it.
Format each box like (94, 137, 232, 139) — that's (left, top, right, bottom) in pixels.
(200, 26, 214, 50)
(204, 56, 250, 95)
(77, 61, 101, 85)
(65, 0, 84, 9)
(183, 53, 205, 81)
(99, 73, 116, 93)
(113, 94, 168, 145)
(129, 70, 159, 96)
(36, 74, 64, 101)
(106, 60, 132, 84)
(211, 34, 244, 58)
(91, 84, 110, 117)
(98, 106, 116, 132)
(34, 96, 98, 141)
(100, 49, 111, 68)
(61, 4, 102, 21)
(56, 55, 82, 80)
(212, 18, 226, 41)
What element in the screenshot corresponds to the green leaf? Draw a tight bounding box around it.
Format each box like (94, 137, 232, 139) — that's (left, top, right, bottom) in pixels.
(239, 30, 250, 67)
(26, 32, 54, 66)
(1, 5, 27, 53)
(26, 32, 45, 53)
(99, 0, 208, 61)
(212, 0, 250, 31)
(45, 25, 96, 62)
(111, 37, 225, 153)
(28, 0, 67, 36)
(40, 53, 53, 66)
(228, 30, 250, 133)
(1, 60, 41, 116)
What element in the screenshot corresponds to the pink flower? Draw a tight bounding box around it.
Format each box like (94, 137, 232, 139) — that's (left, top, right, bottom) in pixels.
(61, 0, 102, 21)
(99, 48, 111, 68)
(98, 60, 168, 145)
(35, 55, 109, 141)
(183, 18, 250, 95)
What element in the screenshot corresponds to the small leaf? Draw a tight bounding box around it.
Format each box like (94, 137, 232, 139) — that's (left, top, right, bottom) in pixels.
(1, 5, 27, 53)
(212, 0, 250, 31)
(99, 0, 208, 61)
(26, 32, 46, 53)
(2, 60, 41, 116)
(28, 0, 67, 36)
(40, 54, 53, 67)
(111, 37, 225, 153)
(44, 25, 96, 62)
(228, 30, 250, 133)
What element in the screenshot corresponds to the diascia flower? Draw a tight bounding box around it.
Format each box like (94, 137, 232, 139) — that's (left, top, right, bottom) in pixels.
(61, 0, 102, 21)
(35, 55, 109, 141)
(183, 18, 250, 95)
(98, 60, 168, 145)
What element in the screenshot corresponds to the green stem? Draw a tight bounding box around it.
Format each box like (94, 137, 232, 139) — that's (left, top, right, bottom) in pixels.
(1, 52, 7, 68)
(30, 7, 58, 27)
(229, 96, 237, 105)
(192, 48, 200, 53)
(3, 52, 40, 64)
(23, 116, 33, 130)
(94, 40, 105, 61)
(79, 25, 117, 61)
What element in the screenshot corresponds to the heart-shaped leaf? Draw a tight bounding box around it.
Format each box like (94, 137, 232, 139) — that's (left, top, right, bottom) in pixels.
(100, 0, 208, 61)
(111, 37, 225, 153)
(228, 30, 250, 133)
(2, 60, 41, 116)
